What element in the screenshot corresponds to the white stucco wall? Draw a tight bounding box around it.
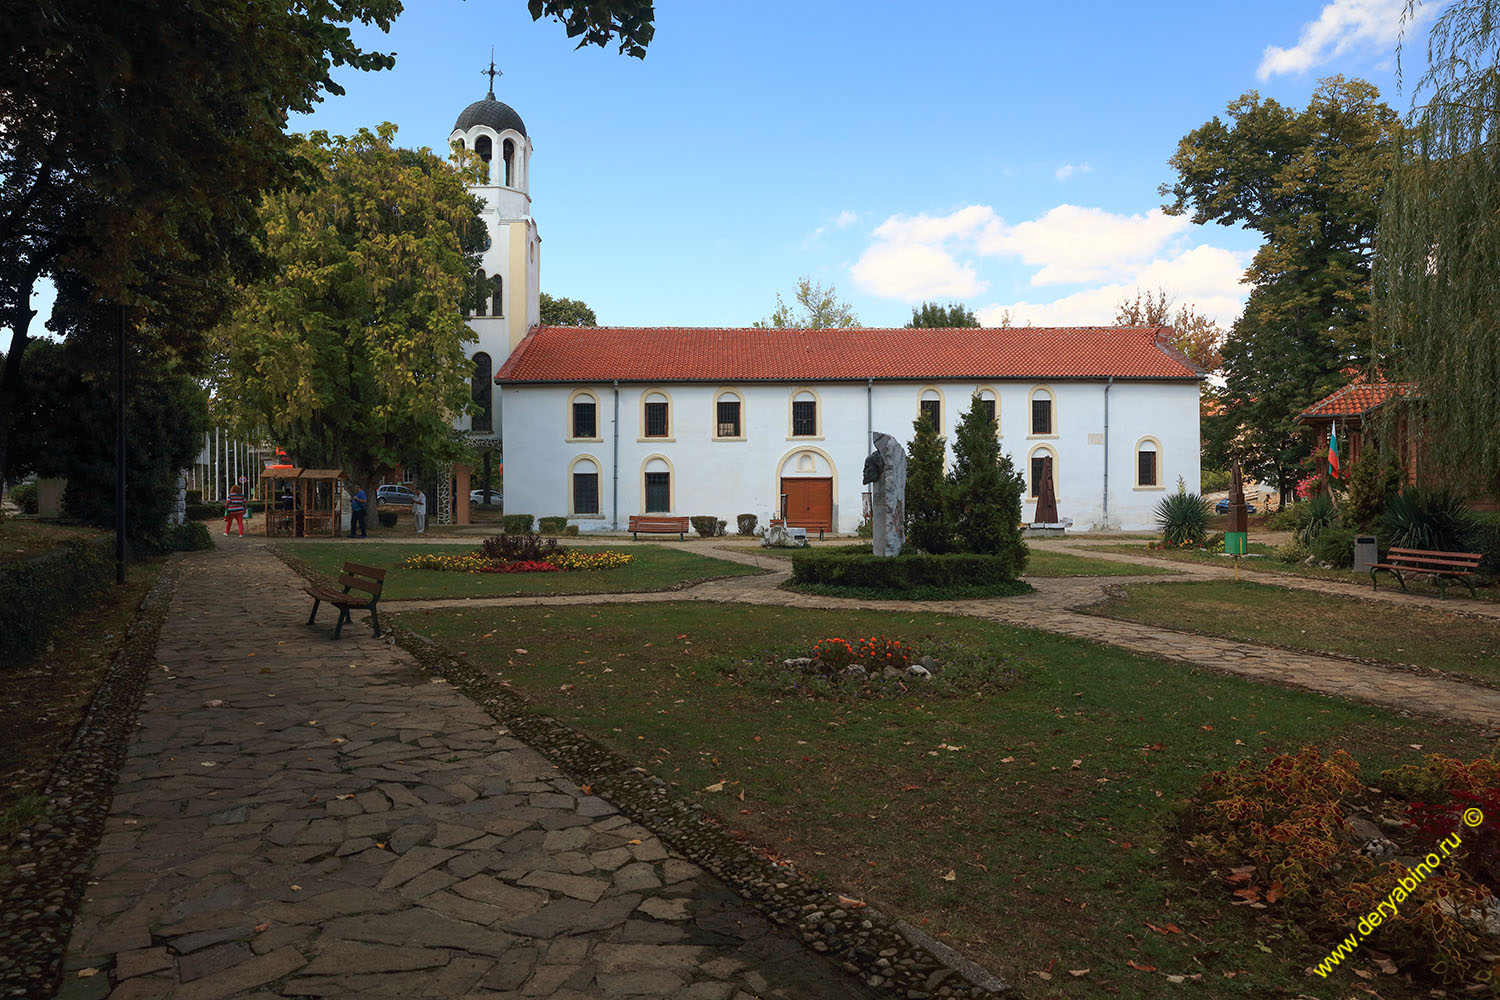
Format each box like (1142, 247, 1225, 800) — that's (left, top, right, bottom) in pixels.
(499, 379, 1200, 533)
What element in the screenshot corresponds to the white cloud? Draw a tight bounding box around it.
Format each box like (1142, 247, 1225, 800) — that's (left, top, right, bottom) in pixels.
(1257, 0, 1427, 79)
(803, 209, 864, 246)
(977, 245, 1249, 328)
(834, 210, 859, 229)
(850, 241, 988, 302)
(1055, 162, 1092, 181)
(975, 205, 1189, 286)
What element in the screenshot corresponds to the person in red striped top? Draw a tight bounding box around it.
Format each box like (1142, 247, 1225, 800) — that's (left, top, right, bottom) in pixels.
(224, 487, 247, 537)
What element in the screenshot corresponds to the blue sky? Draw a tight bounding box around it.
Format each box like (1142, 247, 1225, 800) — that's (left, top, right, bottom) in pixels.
(28, 0, 1439, 333)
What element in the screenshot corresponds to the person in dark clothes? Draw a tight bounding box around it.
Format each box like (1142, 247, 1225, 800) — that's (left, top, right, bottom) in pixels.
(349, 484, 367, 538)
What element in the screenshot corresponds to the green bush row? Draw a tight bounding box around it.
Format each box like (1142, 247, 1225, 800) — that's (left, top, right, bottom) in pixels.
(186, 500, 270, 519)
(789, 550, 1023, 591)
(504, 514, 535, 534)
(0, 537, 113, 668)
(691, 516, 726, 537)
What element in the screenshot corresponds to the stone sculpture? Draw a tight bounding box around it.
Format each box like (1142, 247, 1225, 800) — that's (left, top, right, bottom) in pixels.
(864, 432, 907, 557)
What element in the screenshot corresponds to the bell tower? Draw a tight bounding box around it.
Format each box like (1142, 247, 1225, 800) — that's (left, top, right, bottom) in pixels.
(450, 56, 540, 362)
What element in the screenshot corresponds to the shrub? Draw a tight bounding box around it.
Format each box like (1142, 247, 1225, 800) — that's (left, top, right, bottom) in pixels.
(1274, 538, 1310, 564)
(8, 481, 39, 514)
(948, 394, 1028, 572)
(1381, 486, 1471, 551)
(185, 489, 203, 505)
(1344, 453, 1404, 534)
(690, 516, 726, 538)
(481, 532, 561, 563)
(0, 537, 113, 668)
(502, 513, 535, 534)
(1293, 492, 1338, 545)
(1463, 512, 1500, 575)
(377, 509, 398, 528)
(1155, 491, 1210, 545)
(855, 518, 872, 539)
(1309, 526, 1358, 568)
(1263, 501, 1302, 530)
(563, 524, 579, 537)
(537, 516, 568, 534)
(791, 551, 1021, 591)
(736, 514, 757, 536)
(158, 520, 214, 552)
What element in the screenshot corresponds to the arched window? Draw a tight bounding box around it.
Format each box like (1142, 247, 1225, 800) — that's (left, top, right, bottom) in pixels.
(1136, 438, 1161, 488)
(490, 274, 503, 317)
(571, 457, 600, 515)
(472, 268, 488, 317)
(642, 391, 670, 438)
(918, 388, 943, 432)
(1029, 386, 1055, 436)
(714, 390, 744, 439)
(975, 388, 998, 433)
(1028, 445, 1057, 499)
(502, 138, 515, 186)
(474, 135, 492, 183)
(471, 353, 492, 433)
(568, 390, 601, 440)
(643, 457, 672, 513)
(790, 390, 818, 438)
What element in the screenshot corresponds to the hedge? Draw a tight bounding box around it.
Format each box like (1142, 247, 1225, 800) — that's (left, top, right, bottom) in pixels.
(691, 516, 726, 538)
(1, 537, 113, 668)
(790, 550, 1022, 591)
(1465, 512, 1500, 575)
(537, 516, 568, 534)
(503, 513, 535, 534)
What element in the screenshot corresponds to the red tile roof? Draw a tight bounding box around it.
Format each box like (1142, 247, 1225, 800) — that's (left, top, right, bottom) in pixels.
(1297, 379, 1420, 421)
(495, 326, 1203, 383)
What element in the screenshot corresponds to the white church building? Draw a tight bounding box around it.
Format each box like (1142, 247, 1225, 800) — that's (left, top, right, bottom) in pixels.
(450, 83, 1203, 534)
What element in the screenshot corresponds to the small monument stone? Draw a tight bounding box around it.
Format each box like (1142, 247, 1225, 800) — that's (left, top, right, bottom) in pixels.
(863, 432, 907, 557)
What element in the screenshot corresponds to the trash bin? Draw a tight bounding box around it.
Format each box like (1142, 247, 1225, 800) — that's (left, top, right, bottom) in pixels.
(1353, 535, 1378, 572)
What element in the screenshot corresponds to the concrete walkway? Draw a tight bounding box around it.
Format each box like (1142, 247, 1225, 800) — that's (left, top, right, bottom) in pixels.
(59, 538, 877, 1000)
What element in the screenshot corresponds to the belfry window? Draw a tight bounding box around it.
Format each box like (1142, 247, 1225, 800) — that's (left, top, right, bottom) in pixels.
(474, 135, 492, 183)
(502, 139, 515, 186)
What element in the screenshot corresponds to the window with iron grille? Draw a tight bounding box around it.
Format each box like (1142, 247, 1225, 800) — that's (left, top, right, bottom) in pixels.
(572, 398, 597, 438)
(644, 471, 670, 512)
(1032, 396, 1053, 435)
(1138, 448, 1158, 487)
(644, 400, 668, 437)
(978, 397, 996, 427)
(791, 399, 817, 437)
(717, 398, 741, 437)
(919, 399, 941, 431)
(573, 472, 599, 514)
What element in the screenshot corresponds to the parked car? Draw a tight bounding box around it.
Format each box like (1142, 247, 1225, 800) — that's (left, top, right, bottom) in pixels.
(469, 489, 502, 507)
(1214, 497, 1257, 515)
(376, 484, 417, 507)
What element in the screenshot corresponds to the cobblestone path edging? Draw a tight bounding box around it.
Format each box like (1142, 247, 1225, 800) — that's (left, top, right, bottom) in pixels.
(1, 558, 182, 998)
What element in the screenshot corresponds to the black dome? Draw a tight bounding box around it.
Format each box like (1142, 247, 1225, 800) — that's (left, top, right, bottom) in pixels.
(453, 98, 527, 138)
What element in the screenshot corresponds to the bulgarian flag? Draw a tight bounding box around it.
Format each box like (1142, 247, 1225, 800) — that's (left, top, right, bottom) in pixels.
(1328, 421, 1340, 479)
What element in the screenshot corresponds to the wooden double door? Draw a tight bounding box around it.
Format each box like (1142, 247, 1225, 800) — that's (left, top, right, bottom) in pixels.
(780, 477, 833, 532)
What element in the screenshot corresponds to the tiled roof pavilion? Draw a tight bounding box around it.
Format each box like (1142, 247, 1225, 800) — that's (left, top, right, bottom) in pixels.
(495, 326, 1205, 384)
(1296, 379, 1420, 422)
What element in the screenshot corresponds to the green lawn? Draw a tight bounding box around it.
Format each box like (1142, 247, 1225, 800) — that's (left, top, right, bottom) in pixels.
(1087, 577, 1500, 683)
(277, 541, 763, 599)
(396, 601, 1488, 999)
(1021, 547, 1176, 578)
(0, 519, 107, 561)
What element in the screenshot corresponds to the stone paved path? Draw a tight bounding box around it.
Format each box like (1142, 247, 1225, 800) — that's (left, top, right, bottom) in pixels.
(58, 539, 878, 1000)
(394, 537, 1500, 729)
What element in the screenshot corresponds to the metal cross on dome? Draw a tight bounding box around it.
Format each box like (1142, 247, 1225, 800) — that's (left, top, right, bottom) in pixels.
(482, 49, 502, 99)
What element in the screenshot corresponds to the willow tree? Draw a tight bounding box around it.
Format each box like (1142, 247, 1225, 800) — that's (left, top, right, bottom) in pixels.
(1375, 0, 1500, 492)
(213, 125, 486, 496)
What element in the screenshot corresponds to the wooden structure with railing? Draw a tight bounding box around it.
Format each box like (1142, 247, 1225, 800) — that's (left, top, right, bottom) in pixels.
(260, 467, 344, 538)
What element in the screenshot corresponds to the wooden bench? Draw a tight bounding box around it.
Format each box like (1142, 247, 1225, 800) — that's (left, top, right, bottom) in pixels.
(1370, 547, 1482, 600)
(628, 515, 689, 541)
(306, 562, 386, 638)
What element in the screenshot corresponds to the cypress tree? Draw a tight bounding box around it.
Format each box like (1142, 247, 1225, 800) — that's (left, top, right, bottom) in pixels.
(947, 393, 1028, 576)
(905, 411, 953, 554)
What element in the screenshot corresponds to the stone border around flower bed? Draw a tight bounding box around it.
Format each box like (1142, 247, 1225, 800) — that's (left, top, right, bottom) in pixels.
(273, 544, 1018, 998)
(0, 558, 181, 998)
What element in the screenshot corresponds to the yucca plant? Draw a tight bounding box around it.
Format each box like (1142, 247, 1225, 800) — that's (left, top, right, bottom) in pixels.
(1294, 492, 1338, 545)
(1155, 491, 1211, 546)
(1380, 486, 1471, 551)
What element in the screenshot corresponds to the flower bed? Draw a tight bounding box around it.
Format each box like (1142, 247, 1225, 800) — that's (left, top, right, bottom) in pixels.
(399, 544, 633, 574)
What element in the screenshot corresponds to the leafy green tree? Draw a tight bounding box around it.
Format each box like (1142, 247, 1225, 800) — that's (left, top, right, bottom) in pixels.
(906, 301, 979, 328)
(1162, 77, 1400, 503)
(530, 0, 656, 57)
(540, 293, 599, 326)
(946, 394, 1028, 573)
(213, 125, 484, 500)
(904, 412, 953, 553)
(1375, 1, 1500, 491)
(754, 276, 859, 329)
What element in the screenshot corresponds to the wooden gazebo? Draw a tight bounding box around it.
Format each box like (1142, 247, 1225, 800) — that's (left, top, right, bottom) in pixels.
(259, 467, 345, 538)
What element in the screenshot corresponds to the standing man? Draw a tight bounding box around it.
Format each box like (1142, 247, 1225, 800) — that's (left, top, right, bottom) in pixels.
(349, 483, 368, 538)
(413, 486, 427, 534)
(224, 486, 247, 537)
